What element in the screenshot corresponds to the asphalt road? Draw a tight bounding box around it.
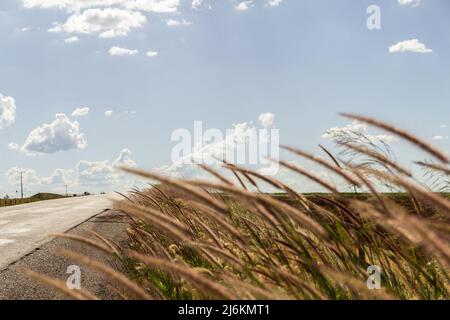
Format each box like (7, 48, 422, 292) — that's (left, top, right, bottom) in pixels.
(0, 194, 119, 270)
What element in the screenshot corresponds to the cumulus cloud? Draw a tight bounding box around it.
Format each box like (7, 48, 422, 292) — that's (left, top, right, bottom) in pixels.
(258, 112, 275, 128)
(23, 0, 180, 12)
(40, 168, 73, 185)
(48, 8, 147, 38)
(124, 0, 180, 12)
(146, 50, 158, 57)
(389, 39, 432, 54)
(109, 46, 138, 56)
(5, 167, 41, 186)
(0, 93, 17, 129)
(235, 1, 253, 11)
(20, 113, 87, 154)
(76, 148, 137, 187)
(398, 0, 421, 7)
(322, 120, 397, 144)
(155, 113, 279, 179)
(71, 107, 89, 117)
(4, 149, 138, 194)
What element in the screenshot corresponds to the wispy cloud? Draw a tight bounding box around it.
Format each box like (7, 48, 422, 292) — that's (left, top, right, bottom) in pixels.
(389, 39, 432, 54)
(71, 107, 89, 118)
(398, 0, 421, 7)
(64, 36, 79, 43)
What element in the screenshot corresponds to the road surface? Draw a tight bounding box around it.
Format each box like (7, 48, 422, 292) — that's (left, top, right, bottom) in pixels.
(0, 194, 119, 270)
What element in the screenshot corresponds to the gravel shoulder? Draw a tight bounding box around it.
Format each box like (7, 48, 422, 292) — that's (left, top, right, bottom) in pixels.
(0, 210, 130, 300)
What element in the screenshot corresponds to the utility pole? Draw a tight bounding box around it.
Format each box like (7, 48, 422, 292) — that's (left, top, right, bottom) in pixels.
(64, 185, 68, 197)
(20, 171, 24, 199)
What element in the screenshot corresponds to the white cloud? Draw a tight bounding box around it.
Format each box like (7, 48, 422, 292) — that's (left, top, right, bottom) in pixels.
(0, 94, 17, 129)
(21, 113, 87, 154)
(389, 39, 432, 54)
(235, 1, 253, 11)
(146, 50, 158, 57)
(191, 0, 211, 10)
(165, 18, 192, 27)
(398, 0, 421, 7)
(105, 110, 114, 117)
(76, 160, 116, 186)
(40, 168, 73, 185)
(109, 46, 138, 56)
(124, 0, 180, 12)
(154, 113, 279, 179)
(23, 0, 180, 12)
(258, 112, 275, 128)
(191, 0, 203, 9)
(48, 8, 147, 38)
(5, 167, 41, 186)
(64, 36, 79, 43)
(433, 135, 449, 141)
(76, 148, 137, 187)
(7, 143, 19, 151)
(4, 149, 137, 192)
(113, 148, 137, 167)
(322, 120, 397, 144)
(70, 107, 89, 117)
(266, 0, 282, 7)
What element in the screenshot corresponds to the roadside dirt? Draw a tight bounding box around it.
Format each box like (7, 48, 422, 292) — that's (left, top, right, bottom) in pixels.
(0, 210, 130, 300)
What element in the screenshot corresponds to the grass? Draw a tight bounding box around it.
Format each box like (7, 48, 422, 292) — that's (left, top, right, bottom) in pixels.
(0, 193, 66, 207)
(24, 114, 450, 300)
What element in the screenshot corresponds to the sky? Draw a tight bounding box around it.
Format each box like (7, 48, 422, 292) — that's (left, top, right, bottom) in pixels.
(0, 0, 449, 196)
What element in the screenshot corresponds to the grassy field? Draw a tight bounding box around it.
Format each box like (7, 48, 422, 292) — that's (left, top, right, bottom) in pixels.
(0, 193, 66, 207)
(23, 115, 450, 300)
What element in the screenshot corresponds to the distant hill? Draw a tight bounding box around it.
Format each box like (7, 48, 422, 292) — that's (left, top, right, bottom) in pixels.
(28, 193, 66, 201)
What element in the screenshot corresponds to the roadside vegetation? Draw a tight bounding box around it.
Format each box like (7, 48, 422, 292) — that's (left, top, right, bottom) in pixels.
(0, 193, 66, 207)
(24, 114, 450, 300)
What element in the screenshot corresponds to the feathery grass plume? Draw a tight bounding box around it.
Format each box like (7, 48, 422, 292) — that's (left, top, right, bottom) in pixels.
(416, 161, 450, 176)
(337, 142, 412, 177)
(21, 268, 99, 300)
(119, 166, 228, 213)
(129, 251, 238, 300)
(341, 113, 449, 164)
(186, 178, 328, 238)
(277, 159, 339, 194)
(89, 230, 122, 257)
(57, 249, 152, 300)
(282, 145, 362, 187)
(51, 233, 117, 256)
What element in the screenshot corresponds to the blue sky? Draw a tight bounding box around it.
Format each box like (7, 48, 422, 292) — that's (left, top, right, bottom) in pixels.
(0, 0, 449, 196)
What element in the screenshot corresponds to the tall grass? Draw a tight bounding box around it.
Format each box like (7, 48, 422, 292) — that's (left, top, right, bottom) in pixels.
(25, 115, 450, 300)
